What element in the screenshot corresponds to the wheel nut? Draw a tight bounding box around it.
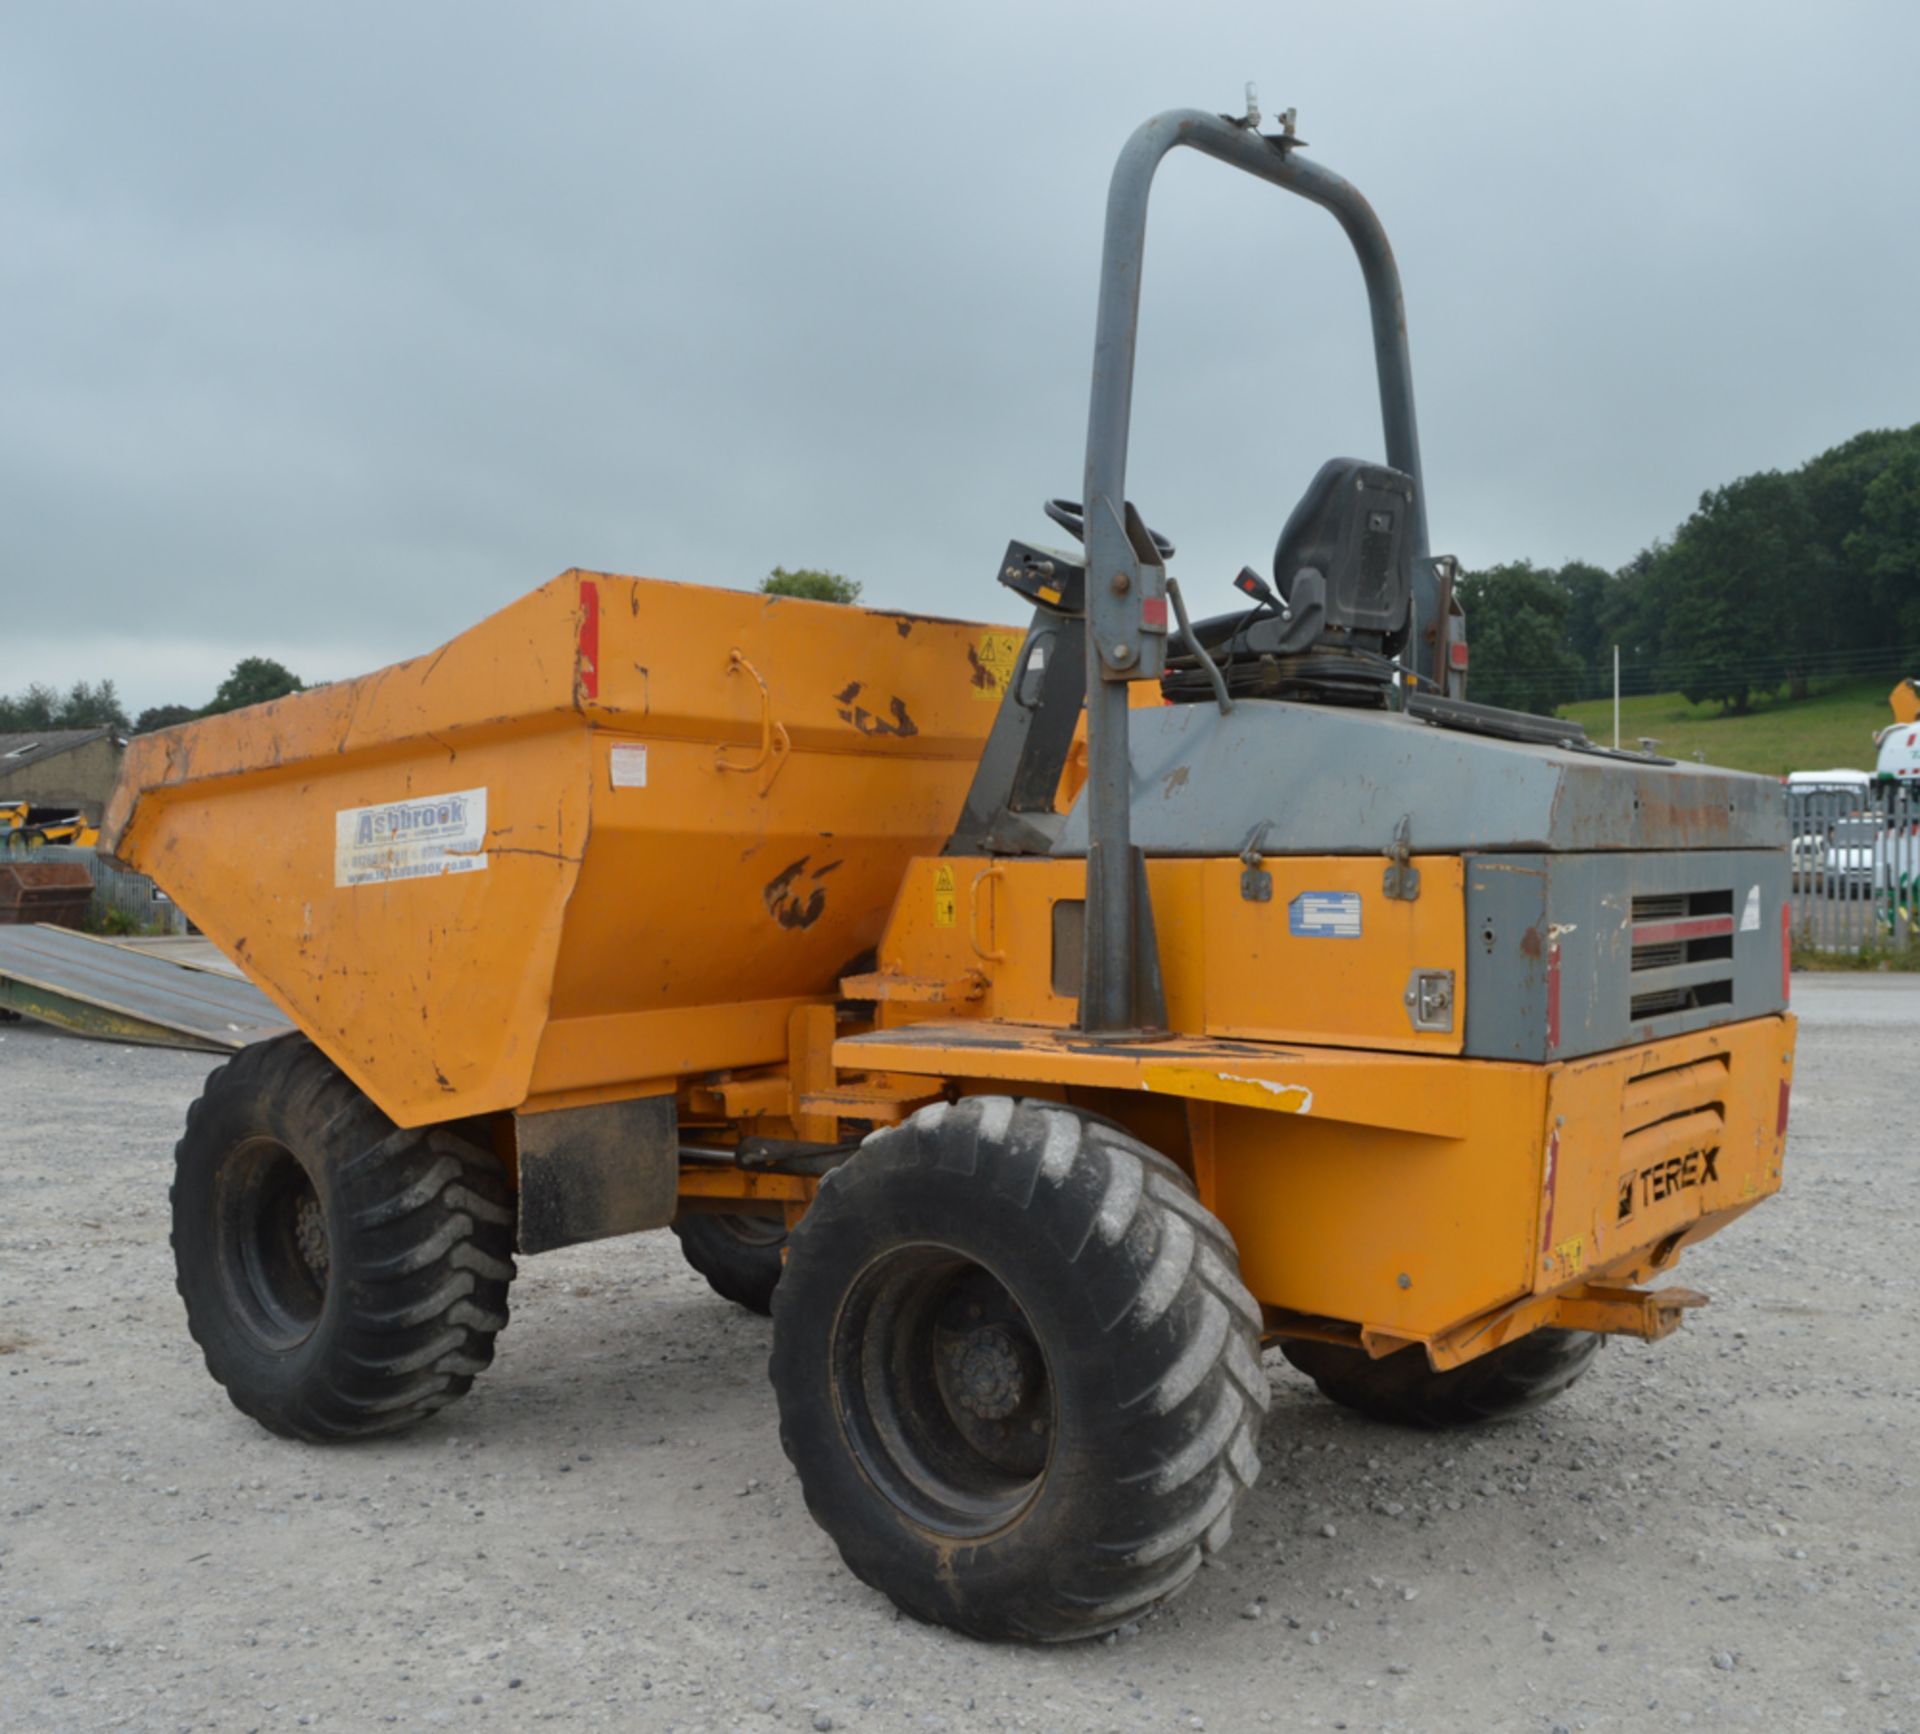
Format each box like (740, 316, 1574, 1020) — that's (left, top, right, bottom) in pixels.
(951, 1326, 1027, 1421)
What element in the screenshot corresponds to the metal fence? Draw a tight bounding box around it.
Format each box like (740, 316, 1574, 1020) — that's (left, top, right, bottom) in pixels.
(27, 844, 195, 936)
(1786, 782, 1920, 955)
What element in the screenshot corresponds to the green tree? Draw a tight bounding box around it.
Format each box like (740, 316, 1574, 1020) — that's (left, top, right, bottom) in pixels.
(134, 703, 201, 733)
(1657, 471, 1816, 713)
(760, 567, 861, 604)
(1601, 547, 1665, 686)
(0, 683, 61, 730)
(1454, 562, 1583, 714)
(1846, 441, 1920, 645)
(0, 678, 128, 731)
(204, 657, 305, 715)
(58, 679, 129, 730)
(1549, 560, 1615, 690)
(1802, 426, 1913, 638)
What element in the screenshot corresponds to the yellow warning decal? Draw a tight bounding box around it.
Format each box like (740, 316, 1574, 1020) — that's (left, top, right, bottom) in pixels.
(971, 630, 1022, 701)
(1552, 1235, 1587, 1276)
(932, 864, 958, 928)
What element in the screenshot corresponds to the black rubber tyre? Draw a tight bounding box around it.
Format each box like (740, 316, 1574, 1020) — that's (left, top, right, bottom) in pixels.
(672, 1211, 787, 1315)
(770, 1097, 1269, 1643)
(1280, 1328, 1601, 1429)
(171, 1033, 517, 1441)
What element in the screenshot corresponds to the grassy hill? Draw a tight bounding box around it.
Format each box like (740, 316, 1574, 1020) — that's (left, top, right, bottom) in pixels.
(1556, 677, 1893, 776)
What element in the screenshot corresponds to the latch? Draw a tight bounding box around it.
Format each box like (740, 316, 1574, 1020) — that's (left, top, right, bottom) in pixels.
(1403, 968, 1454, 1033)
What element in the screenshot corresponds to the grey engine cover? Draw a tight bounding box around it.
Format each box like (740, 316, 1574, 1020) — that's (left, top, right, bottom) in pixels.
(1052, 700, 1786, 858)
(1053, 700, 1789, 1061)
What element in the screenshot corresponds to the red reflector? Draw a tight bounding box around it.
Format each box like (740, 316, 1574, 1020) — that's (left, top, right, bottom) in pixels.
(577, 577, 601, 701)
(1449, 640, 1470, 669)
(1140, 596, 1168, 629)
(1546, 942, 1561, 1051)
(1777, 1077, 1792, 1137)
(1780, 901, 1791, 1005)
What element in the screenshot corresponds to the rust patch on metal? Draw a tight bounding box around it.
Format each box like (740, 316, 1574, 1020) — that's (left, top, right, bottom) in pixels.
(965, 644, 996, 692)
(1519, 925, 1543, 960)
(832, 681, 919, 739)
(764, 856, 829, 931)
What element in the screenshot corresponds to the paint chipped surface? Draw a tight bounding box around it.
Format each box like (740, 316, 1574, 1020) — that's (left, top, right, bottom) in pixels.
(1140, 1064, 1313, 1115)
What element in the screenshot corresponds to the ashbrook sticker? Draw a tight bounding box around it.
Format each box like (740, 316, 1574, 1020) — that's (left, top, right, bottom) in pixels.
(334, 788, 489, 888)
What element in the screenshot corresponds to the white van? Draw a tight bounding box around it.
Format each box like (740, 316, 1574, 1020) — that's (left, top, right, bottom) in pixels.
(1785, 770, 1873, 892)
(1787, 767, 1873, 795)
(1875, 722, 1920, 785)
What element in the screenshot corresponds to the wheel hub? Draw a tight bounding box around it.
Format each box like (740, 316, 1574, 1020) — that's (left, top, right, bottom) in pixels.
(831, 1245, 1055, 1535)
(294, 1193, 330, 1278)
(949, 1325, 1029, 1421)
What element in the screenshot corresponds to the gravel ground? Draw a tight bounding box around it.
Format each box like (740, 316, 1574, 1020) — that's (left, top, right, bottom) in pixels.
(2, 980, 1915, 1733)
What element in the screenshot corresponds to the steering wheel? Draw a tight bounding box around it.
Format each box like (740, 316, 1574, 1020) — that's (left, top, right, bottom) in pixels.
(1044, 499, 1175, 560)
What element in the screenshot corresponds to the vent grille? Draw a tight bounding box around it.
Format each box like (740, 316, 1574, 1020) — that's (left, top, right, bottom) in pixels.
(1629, 889, 1735, 1022)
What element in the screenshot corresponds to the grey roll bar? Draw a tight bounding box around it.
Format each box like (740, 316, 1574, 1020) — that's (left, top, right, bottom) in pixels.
(1078, 106, 1432, 1032)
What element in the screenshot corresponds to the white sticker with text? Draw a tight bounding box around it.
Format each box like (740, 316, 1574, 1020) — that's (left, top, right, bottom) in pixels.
(334, 788, 488, 887)
(610, 743, 649, 788)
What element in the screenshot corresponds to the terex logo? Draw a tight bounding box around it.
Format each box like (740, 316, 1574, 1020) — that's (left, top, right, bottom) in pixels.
(1616, 1146, 1721, 1222)
(353, 796, 470, 847)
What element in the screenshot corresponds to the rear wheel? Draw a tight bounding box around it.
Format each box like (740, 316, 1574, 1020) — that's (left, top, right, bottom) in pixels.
(770, 1097, 1269, 1642)
(1280, 1328, 1600, 1429)
(172, 1034, 517, 1441)
(672, 1211, 787, 1314)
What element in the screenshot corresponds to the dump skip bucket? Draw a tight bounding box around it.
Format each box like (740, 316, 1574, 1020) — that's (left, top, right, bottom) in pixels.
(0, 861, 94, 928)
(104, 571, 1016, 1125)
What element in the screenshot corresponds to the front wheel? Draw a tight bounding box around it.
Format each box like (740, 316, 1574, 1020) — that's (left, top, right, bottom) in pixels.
(770, 1097, 1269, 1643)
(1280, 1328, 1600, 1429)
(172, 1034, 517, 1441)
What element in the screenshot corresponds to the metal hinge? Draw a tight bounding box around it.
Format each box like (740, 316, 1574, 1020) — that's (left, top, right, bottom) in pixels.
(1382, 814, 1420, 901)
(1239, 820, 1272, 902)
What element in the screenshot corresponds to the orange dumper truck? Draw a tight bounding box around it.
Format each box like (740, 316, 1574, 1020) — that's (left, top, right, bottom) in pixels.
(104, 104, 1794, 1642)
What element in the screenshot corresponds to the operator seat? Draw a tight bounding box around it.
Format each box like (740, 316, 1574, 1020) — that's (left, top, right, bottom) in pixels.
(1272, 457, 1417, 653)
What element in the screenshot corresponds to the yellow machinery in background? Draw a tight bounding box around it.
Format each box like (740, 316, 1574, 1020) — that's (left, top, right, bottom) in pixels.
(105, 103, 1795, 1644)
(2, 800, 100, 853)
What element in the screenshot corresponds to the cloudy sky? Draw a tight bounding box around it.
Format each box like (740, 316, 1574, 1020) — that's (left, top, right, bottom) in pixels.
(5, 1, 1917, 714)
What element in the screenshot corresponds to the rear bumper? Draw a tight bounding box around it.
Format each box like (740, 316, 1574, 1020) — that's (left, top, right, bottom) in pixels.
(1534, 1014, 1794, 1294)
(1214, 1014, 1794, 1355)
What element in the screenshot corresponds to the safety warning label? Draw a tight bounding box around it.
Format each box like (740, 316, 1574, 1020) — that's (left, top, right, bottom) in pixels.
(335, 788, 489, 888)
(971, 631, 1022, 701)
(933, 863, 958, 927)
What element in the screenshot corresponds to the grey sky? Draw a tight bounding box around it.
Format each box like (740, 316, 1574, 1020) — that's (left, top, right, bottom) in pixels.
(4, 1, 1916, 714)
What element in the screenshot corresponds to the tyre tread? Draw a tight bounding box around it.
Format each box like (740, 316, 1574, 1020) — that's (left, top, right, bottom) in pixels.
(771, 1097, 1268, 1642)
(171, 1034, 515, 1443)
(1280, 1327, 1601, 1429)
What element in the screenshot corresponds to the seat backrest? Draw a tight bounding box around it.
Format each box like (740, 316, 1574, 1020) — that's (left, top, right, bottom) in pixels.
(1272, 458, 1417, 648)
